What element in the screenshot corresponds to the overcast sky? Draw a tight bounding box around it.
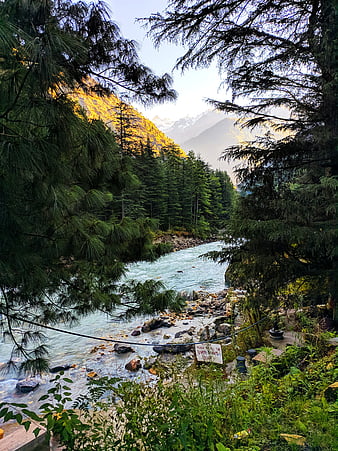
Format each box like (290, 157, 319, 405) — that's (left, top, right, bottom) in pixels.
(106, 0, 227, 122)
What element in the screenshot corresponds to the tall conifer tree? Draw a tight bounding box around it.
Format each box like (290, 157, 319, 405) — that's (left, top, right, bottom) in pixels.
(0, 0, 178, 370)
(146, 0, 337, 318)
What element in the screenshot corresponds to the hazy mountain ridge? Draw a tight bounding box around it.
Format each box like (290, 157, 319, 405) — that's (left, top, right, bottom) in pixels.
(152, 110, 252, 180)
(158, 110, 224, 143)
(182, 116, 253, 175)
(152, 110, 287, 182)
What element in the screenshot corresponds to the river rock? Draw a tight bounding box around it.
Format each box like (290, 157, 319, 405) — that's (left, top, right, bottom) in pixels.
(174, 327, 195, 339)
(49, 364, 71, 373)
(131, 329, 141, 336)
(87, 371, 99, 379)
(16, 379, 39, 393)
(153, 344, 192, 354)
(141, 318, 172, 333)
(114, 343, 134, 354)
(213, 316, 229, 327)
(125, 359, 142, 372)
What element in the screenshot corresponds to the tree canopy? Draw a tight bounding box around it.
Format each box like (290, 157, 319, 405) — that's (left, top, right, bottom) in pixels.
(145, 0, 337, 318)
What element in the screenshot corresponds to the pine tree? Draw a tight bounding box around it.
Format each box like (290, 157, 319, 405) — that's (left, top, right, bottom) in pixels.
(0, 0, 178, 371)
(161, 144, 183, 230)
(135, 139, 167, 222)
(146, 1, 338, 318)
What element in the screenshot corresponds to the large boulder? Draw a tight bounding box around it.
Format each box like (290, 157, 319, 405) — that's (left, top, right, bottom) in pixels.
(114, 343, 134, 354)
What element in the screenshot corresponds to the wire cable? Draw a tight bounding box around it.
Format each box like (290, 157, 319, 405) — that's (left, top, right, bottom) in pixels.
(3, 313, 269, 348)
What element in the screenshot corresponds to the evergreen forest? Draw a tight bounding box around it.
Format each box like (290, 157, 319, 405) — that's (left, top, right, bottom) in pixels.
(112, 145, 234, 237)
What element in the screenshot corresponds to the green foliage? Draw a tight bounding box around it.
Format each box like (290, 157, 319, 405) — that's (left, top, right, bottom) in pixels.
(0, 0, 178, 371)
(0, 373, 89, 448)
(118, 279, 186, 317)
(146, 0, 338, 316)
(2, 342, 336, 450)
(128, 145, 234, 236)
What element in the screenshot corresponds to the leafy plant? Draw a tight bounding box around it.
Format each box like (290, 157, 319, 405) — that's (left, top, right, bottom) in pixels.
(0, 340, 337, 450)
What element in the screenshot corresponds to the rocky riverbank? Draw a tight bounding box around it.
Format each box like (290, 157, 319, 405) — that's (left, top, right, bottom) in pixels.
(154, 233, 217, 252)
(84, 288, 245, 377)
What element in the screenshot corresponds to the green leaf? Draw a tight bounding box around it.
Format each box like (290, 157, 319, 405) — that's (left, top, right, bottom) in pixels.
(15, 413, 23, 424)
(9, 403, 28, 408)
(39, 403, 53, 411)
(23, 421, 31, 432)
(33, 427, 41, 438)
(4, 411, 14, 422)
(0, 407, 9, 418)
(46, 414, 55, 429)
(22, 410, 41, 422)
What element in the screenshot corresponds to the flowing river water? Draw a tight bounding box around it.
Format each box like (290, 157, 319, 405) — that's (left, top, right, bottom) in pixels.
(0, 241, 228, 409)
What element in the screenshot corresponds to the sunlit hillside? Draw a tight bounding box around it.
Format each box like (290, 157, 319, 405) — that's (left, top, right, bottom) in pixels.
(70, 87, 186, 157)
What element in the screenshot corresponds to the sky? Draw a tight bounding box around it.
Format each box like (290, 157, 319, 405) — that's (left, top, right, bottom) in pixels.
(106, 0, 228, 122)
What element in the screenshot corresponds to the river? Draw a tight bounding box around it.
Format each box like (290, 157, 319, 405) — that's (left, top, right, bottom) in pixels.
(0, 241, 228, 409)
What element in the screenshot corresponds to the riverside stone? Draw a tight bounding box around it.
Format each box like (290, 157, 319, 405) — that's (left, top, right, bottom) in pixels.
(153, 344, 192, 354)
(174, 328, 194, 339)
(125, 359, 142, 372)
(131, 329, 141, 336)
(87, 371, 98, 379)
(49, 364, 71, 373)
(114, 343, 134, 354)
(214, 316, 230, 327)
(141, 318, 172, 332)
(199, 326, 216, 341)
(16, 379, 39, 393)
(215, 323, 232, 336)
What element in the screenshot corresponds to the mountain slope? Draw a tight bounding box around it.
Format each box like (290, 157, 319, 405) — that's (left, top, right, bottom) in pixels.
(163, 110, 225, 143)
(181, 117, 253, 178)
(154, 110, 286, 182)
(70, 87, 186, 157)
(152, 111, 252, 180)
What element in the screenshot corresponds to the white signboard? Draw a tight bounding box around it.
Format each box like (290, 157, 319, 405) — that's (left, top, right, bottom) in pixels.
(195, 343, 223, 364)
